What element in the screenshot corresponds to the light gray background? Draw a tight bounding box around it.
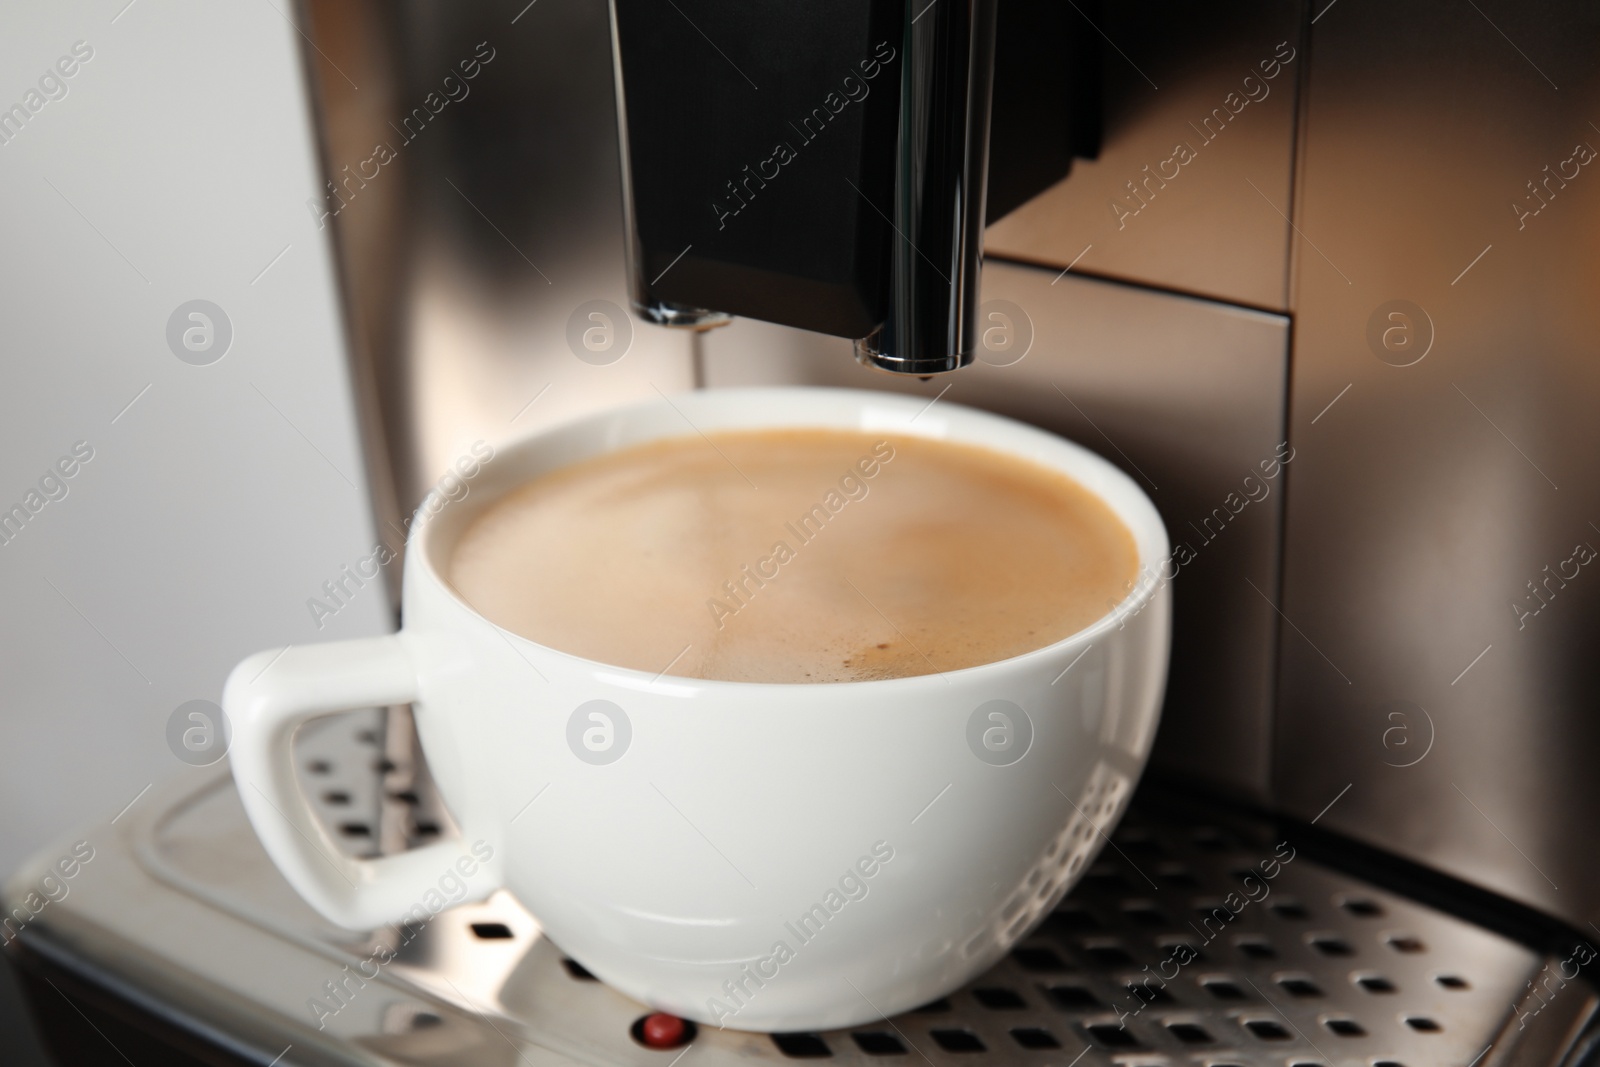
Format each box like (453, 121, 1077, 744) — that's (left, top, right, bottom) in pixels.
(0, 0, 392, 880)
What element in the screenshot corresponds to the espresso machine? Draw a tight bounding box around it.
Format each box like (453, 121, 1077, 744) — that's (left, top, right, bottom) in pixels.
(6, 0, 1600, 1064)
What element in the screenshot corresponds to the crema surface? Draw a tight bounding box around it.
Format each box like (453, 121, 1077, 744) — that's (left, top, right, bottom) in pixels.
(447, 429, 1138, 683)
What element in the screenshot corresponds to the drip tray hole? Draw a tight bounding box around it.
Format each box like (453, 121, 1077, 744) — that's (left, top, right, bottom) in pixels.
(772, 1033, 831, 1058)
(469, 922, 514, 940)
(929, 1029, 986, 1053)
(851, 1032, 906, 1056)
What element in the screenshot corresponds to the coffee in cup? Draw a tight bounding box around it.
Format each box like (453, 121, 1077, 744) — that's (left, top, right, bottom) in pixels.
(448, 428, 1139, 683)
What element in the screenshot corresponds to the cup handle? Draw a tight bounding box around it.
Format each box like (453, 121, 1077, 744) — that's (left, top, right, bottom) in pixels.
(223, 635, 502, 930)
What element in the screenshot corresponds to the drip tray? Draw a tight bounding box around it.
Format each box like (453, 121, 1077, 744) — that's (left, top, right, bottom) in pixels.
(4, 711, 1597, 1067)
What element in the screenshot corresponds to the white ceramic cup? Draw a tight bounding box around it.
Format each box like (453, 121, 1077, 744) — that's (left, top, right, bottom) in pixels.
(224, 386, 1171, 1032)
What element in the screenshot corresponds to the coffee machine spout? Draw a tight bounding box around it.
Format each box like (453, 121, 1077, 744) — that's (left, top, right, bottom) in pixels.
(609, 0, 1003, 374)
(854, 0, 998, 375)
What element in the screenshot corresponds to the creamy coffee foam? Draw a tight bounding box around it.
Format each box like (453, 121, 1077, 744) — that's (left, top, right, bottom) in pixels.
(447, 429, 1138, 683)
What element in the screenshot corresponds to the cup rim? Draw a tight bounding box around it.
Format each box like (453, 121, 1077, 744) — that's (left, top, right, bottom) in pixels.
(410, 386, 1170, 691)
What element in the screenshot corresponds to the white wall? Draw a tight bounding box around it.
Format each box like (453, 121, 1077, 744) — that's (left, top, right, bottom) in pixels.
(0, 0, 391, 874)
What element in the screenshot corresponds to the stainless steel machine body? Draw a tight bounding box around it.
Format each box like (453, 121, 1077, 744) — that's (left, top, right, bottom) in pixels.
(305, 0, 1600, 929)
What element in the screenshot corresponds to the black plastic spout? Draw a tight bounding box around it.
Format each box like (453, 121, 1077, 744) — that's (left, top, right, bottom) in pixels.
(608, 0, 1094, 372)
(854, 0, 997, 374)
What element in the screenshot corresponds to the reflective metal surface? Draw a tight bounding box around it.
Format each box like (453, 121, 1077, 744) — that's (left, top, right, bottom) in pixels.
(6, 732, 1594, 1066)
(302, 0, 696, 526)
(1274, 0, 1600, 928)
(983, 0, 1304, 312)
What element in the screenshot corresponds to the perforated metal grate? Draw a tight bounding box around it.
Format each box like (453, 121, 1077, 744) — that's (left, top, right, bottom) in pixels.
(297, 705, 457, 860)
(711, 806, 1533, 1067)
(18, 708, 1588, 1067)
(297, 707, 387, 858)
(274, 711, 1591, 1066)
(289, 709, 1580, 1065)
(419, 801, 1568, 1067)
